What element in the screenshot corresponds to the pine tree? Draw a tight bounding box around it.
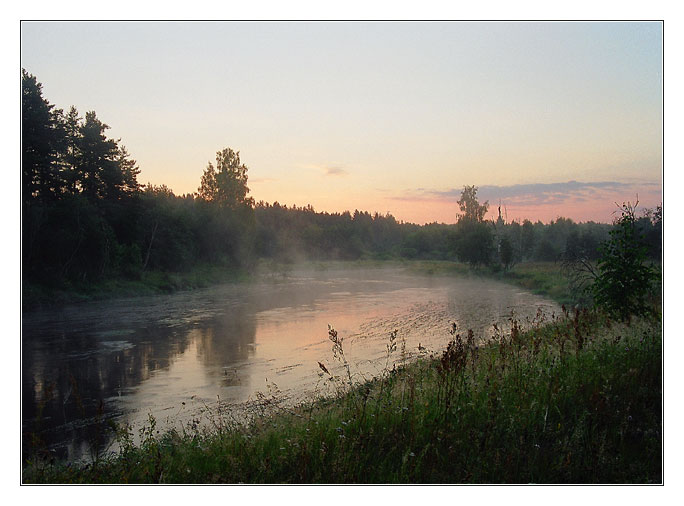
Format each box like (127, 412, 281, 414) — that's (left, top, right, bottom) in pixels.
(22, 69, 65, 201)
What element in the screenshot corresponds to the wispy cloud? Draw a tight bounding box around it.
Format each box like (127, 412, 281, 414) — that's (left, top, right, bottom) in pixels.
(250, 177, 277, 184)
(392, 180, 661, 207)
(324, 166, 348, 176)
(299, 163, 350, 177)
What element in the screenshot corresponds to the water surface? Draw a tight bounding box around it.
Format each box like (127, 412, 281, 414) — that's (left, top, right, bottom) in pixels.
(22, 266, 559, 462)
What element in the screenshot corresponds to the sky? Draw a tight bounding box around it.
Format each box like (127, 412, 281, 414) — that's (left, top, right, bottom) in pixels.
(20, 21, 663, 224)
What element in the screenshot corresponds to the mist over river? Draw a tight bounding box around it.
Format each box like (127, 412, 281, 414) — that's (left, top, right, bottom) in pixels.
(22, 266, 560, 463)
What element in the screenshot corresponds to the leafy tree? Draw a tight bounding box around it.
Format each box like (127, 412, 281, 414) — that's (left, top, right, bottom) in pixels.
(499, 235, 514, 271)
(563, 230, 582, 261)
(456, 222, 493, 266)
(453, 186, 493, 266)
(580, 230, 600, 260)
(521, 219, 535, 260)
(137, 185, 197, 272)
(198, 148, 254, 208)
(637, 205, 662, 260)
(457, 185, 489, 223)
(592, 202, 657, 320)
(195, 148, 257, 267)
(535, 239, 558, 261)
(506, 220, 523, 263)
(453, 188, 489, 265)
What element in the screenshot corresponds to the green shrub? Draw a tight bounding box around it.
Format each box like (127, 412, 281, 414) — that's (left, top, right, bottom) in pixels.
(592, 202, 657, 320)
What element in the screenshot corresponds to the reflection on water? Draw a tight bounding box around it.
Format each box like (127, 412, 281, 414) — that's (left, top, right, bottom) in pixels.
(22, 267, 559, 463)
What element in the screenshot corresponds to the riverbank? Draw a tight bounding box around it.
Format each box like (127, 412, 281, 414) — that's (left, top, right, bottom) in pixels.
(23, 305, 661, 484)
(22, 263, 250, 310)
(23, 259, 394, 309)
(405, 260, 576, 306)
(22, 259, 575, 311)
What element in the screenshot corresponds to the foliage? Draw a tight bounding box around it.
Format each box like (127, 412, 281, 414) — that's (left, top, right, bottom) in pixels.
(455, 220, 494, 266)
(521, 219, 536, 259)
(457, 185, 489, 223)
(535, 239, 558, 261)
(454, 186, 494, 266)
(592, 202, 658, 320)
(198, 148, 255, 208)
(499, 235, 514, 271)
(637, 205, 662, 260)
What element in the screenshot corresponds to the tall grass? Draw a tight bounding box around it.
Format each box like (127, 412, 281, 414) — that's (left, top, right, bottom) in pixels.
(24, 306, 661, 484)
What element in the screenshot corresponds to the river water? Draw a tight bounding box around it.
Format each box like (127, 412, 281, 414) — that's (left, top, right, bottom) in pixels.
(22, 266, 559, 463)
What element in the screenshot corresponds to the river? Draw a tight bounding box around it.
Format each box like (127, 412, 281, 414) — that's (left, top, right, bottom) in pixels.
(22, 266, 560, 463)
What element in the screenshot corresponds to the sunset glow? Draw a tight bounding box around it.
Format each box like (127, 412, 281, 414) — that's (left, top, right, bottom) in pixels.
(21, 21, 662, 224)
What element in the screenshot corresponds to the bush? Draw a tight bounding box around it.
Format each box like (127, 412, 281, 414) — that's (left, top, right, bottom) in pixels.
(592, 202, 657, 320)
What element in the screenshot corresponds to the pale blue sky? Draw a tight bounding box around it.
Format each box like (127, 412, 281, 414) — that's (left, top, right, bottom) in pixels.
(21, 21, 662, 223)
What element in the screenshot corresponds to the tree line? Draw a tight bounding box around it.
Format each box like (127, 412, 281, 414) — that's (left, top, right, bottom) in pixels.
(22, 70, 662, 291)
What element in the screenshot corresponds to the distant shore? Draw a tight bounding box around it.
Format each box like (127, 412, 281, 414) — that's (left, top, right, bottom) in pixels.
(22, 259, 583, 312)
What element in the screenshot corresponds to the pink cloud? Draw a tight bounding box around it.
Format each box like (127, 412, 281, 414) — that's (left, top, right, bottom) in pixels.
(387, 180, 661, 224)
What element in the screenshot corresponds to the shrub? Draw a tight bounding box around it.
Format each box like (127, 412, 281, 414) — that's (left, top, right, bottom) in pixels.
(592, 202, 657, 320)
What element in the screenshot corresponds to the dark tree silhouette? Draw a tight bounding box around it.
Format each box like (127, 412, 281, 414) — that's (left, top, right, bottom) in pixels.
(76, 111, 138, 201)
(22, 69, 65, 202)
(454, 186, 494, 266)
(198, 148, 254, 209)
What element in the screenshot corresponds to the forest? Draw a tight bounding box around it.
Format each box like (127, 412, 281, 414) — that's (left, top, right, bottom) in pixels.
(22, 69, 662, 294)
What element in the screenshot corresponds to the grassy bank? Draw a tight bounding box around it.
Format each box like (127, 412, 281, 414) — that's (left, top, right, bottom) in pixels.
(24, 307, 661, 484)
(406, 260, 575, 305)
(497, 262, 577, 305)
